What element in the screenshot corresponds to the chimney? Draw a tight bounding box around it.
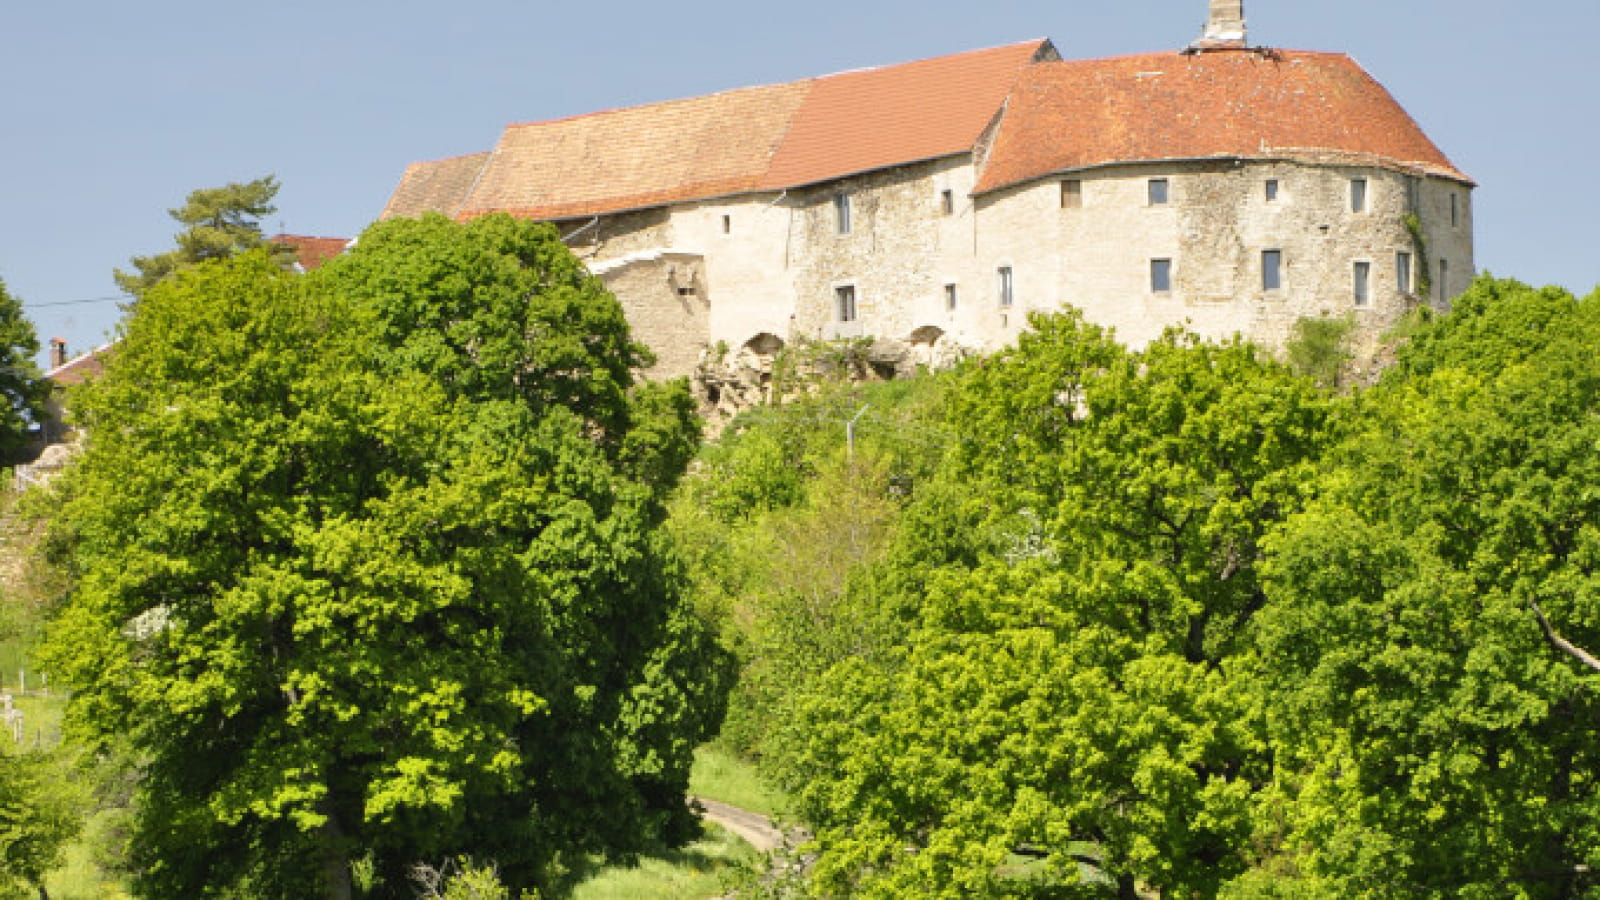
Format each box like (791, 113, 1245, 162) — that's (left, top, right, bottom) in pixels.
(1197, 0, 1248, 49)
(49, 337, 67, 370)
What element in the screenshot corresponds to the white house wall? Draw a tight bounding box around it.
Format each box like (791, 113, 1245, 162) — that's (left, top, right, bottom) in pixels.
(566, 154, 1473, 378)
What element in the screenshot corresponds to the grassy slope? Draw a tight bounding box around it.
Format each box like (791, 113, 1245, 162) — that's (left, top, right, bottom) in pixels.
(567, 823, 757, 900)
(688, 745, 788, 818)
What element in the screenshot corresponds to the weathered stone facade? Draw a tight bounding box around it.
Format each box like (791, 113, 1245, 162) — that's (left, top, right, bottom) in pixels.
(381, 11, 1474, 388)
(554, 153, 1471, 381)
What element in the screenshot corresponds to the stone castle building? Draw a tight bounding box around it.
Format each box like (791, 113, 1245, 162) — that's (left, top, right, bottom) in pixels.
(380, 2, 1473, 381)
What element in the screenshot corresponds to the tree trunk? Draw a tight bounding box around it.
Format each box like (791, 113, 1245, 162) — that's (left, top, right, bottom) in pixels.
(320, 801, 353, 900)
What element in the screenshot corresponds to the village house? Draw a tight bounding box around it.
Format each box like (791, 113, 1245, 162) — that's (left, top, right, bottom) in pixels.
(379, 1, 1473, 385)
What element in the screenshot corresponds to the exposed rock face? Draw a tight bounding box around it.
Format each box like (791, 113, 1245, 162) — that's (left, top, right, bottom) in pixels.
(11, 440, 79, 493)
(691, 335, 972, 427)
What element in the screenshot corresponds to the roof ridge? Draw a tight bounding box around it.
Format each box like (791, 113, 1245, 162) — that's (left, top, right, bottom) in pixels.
(503, 79, 805, 131)
(806, 37, 1050, 82)
(500, 38, 1050, 132)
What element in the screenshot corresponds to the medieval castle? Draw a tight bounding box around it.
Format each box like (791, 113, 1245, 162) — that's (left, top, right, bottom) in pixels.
(380, 1, 1473, 382)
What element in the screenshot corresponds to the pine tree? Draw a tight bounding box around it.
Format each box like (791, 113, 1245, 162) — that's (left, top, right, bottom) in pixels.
(114, 175, 294, 297)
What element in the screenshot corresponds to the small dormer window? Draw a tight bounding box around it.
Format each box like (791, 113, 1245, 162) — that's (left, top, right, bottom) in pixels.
(1350, 178, 1367, 213)
(1148, 178, 1169, 206)
(835, 194, 852, 234)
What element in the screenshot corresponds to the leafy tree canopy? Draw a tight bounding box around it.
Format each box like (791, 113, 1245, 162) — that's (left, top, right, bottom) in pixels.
(0, 746, 81, 899)
(773, 312, 1336, 898)
(0, 276, 46, 462)
(1253, 277, 1600, 897)
(45, 214, 727, 898)
(114, 175, 295, 297)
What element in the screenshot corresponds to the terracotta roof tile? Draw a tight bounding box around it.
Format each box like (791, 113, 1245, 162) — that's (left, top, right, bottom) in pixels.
(974, 49, 1470, 195)
(759, 40, 1055, 188)
(271, 234, 350, 271)
(407, 40, 1050, 222)
(46, 343, 113, 387)
(457, 82, 810, 221)
(379, 152, 491, 220)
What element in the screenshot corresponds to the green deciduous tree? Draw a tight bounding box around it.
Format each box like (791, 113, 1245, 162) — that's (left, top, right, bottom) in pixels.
(0, 277, 46, 463)
(44, 214, 727, 898)
(1252, 277, 1600, 898)
(0, 745, 81, 900)
(114, 176, 294, 297)
(776, 312, 1335, 898)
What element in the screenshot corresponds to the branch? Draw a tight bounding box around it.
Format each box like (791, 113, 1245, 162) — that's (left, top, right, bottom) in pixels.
(1530, 600, 1600, 675)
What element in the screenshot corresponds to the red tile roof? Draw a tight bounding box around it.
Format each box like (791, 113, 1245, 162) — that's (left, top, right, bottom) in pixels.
(271, 234, 350, 271)
(379, 152, 491, 220)
(458, 81, 810, 221)
(384, 42, 1469, 224)
(974, 49, 1471, 195)
(759, 39, 1057, 189)
(46, 343, 113, 387)
(424, 40, 1053, 222)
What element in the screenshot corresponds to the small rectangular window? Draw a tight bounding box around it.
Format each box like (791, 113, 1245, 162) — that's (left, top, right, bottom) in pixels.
(1353, 261, 1371, 306)
(1265, 179, 1279, 202)
(1350, 178, 1367, 213)
(835, 194, 852, 234)
(1061, 179, 1082, 208)
(1439, 259, 1449, 299)
(1450, 193, 1459, 227)
(940, 190, 954, 215)
(1151, 258, 1172, 293)
(1397, 251, 1412, 294)
(722, 214, 732, 234)
(836, 285, 857, 322)
(997, 266, 1014, 307)
(1262, 250, 1282, 291)
(1148, 178, 1169, 206)
(944, 283, 958, 311)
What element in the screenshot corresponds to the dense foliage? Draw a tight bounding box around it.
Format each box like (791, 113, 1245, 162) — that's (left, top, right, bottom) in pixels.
(0, 276, 46, 463)
(1252, 278, 1600, 897)
(43, 214, 727, 898)
(683, 284, 1600, 898)
(0, 745, 80, 899)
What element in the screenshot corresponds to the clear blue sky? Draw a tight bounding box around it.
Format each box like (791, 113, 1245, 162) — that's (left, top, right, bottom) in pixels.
(2, 0, 1592, 368)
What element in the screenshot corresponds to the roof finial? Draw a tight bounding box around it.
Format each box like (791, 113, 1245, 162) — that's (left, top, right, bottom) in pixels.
(1194, 0, 1247, 50)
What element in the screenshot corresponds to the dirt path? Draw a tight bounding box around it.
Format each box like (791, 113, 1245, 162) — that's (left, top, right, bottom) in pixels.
(690, 796, 797, 853)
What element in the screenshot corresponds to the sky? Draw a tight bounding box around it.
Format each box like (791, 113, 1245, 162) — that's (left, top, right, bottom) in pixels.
(2, 0, 1594, 369)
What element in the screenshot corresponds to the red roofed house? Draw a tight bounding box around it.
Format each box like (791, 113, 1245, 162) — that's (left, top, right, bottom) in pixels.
(380, 1, 1472, 383)
(271, 234, 351, 272)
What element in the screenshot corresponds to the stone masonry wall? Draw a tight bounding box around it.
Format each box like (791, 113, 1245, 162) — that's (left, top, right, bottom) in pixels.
(562, 154, 1474, 387)
(592, 251, 710, 380)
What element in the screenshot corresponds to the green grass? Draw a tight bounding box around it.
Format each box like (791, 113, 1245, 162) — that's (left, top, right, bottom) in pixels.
(566, 823, 757, 900)
(45, 813, 132, 900)
(689, 745, 788, 818)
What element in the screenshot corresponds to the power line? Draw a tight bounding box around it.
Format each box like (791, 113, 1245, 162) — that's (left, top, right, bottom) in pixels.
(22, 295, 130, 309)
